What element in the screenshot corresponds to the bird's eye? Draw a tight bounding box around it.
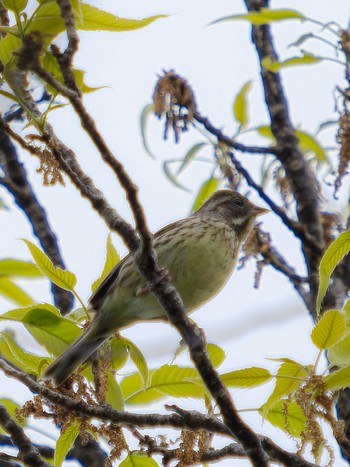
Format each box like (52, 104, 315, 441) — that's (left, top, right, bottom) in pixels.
(234, 198, 244, 208)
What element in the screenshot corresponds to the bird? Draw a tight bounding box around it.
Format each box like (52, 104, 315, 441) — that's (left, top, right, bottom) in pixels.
(43, 190, 268, 387)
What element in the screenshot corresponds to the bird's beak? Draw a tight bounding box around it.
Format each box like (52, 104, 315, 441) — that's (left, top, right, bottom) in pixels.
(251, 206, 270, 217)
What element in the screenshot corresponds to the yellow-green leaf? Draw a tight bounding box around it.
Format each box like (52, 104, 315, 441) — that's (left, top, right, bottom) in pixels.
(263, 361, 307, 417)
(110, 337, 129, 370)
(0, 33, 22, 65)
(328, 333, 350, 367)
(0, 331, 51, 374)
(233, 81, 252, 130)
(150, 364, 205, 398)
(0, 398, 26, 434)
(77, 5, 167, 32)
(106, 371, 124, 410)
(192, 177, 220, 212)
(211, 8, 304, 26)
(207, 343, 225, 368)
(120, 453, 158, 467)
(260, 400, 306, 437)
(295, 129, 328, 164)
(221, 367, 271, 388)
(92, 234, 120, 292)
(22, 239, 77, 292)
(262, 53, 321, 72)
(0, 259, 42, 277)
(325, 365, 350, 391)
(0, 277, 34, 306)
(122, 337, 149, 385)
(316, 230, 350, 312)
(311, 309, 345, 349)
(54, 421, 81, 467)
(3, 0, 28, 14)
(121, 371, 165, 405)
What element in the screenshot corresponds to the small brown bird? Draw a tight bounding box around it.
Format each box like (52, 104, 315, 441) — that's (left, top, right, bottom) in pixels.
(43, 190, 268, 387)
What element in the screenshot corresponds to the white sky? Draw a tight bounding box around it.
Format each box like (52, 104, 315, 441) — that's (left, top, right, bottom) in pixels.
(1, 0, 350, 465)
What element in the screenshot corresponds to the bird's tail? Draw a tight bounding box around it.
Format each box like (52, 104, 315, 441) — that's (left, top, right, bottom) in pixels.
(42, 328, 106, 387)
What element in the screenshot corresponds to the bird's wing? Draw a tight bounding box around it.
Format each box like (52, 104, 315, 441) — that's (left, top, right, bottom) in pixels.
(89, 219, 188, 311)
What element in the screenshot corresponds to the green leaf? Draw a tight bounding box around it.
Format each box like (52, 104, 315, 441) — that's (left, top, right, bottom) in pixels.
(295, 129, 328, 164)
(77, 5, 167, 32)
(0, 305, 82, 356)
(54, 421, 81, 467)
(263, 361, 307, 417)
(0, 398, 26, 434)
(122, 337, 149, 385)
(316, 230, 350, 312)
(325, 365, 350, 391)
(192, 177, 219, 212)
(150, 364, 205, 398)
(0, 331, 51, 374)
(110, 337, 129, 370)
(256, 125, 275, 141)
(0, 277, 34, 306)
(120, 453, 158, 467)
(121, 371, 165, 405)
(0, 33, 22, 65)
(262, 53, 321, 73)
(260, 400, 306, 437)
(328, 333, 350, 367)
(221, 367, 272, 388)
(22, 239, 77, 292)
(177, 143, 207, 175)
(207, 343, 225, 368)
(0, 259, 43, 277)
(311, 309, 345, 349)
(140, 103, 156, 159)
(212, 8, 304, 26)
(106, 371, 124, 410)
(233, 81, 252, 130)
(92, 234, 120, 292)
(3, 0, 28, 14)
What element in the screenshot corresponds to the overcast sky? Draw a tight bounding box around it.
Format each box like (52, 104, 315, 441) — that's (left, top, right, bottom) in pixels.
(1, 1, 350, 465)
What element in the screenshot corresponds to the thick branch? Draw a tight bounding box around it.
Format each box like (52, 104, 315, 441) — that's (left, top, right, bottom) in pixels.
(0, 126, 73, 313)
(0, 403, 50, 467)
(243, 0, 324, 309)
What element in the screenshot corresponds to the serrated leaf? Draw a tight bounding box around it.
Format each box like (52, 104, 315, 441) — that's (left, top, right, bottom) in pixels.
(211, 8, 304, 26)
(221, 367, 271, 388)
(316, 230, 350, 312)
(262, 53, 321, 72)
(150, 364, 205, 398)
(295, 129, 328, 164)
(106, 371, 124, 410)
(3, 0, 28, 14)
(260, 400, 306, 438)
(92, 234, 120, 292)
(0, 305, 82, 356)
(121, 371, 165, 405)
(77, 5, 167, 32)
(163, 160, 190, 192)
(177, 143, 207, 175)
(0, 331, 51, 374)
(54, 421, 81, 467)
(325, 365, 350, 391)
(207, 343, 225, 368)
(122, 337, 148, 385)
(233, 81, 252, 130)
(263, 361, 307, 417)
(0, 277, 34, 306)
(311, 310, 345, 349)
(192, 177, 219, 212)
(140, 103, 156, 158)
(0, 33, 21, 65)
(0, 259, 43, 277)
(22, 239, 77, 292)
(120, 453, 158, 467)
